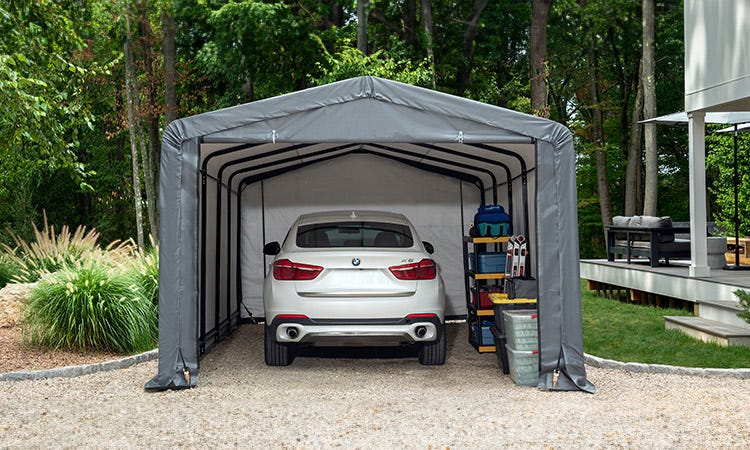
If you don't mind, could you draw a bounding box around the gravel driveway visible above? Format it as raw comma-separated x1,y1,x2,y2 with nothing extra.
2,322,749,448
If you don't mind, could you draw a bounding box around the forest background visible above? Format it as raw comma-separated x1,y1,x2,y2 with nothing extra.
2,0,749,258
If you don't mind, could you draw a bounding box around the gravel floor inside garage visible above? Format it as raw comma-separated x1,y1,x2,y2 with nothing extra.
2,322,749,448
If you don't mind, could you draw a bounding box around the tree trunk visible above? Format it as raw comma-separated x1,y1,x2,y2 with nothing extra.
421,0,436,89
457,0,489,95
530,0,552,118
406,0,417,45
124,9,145,250
357,0,369,54
162,3,177,125
642,0,658,216
625,72,644,216
137,5,159,241
136,116,157,241
589,47,613,233
331,2,344,28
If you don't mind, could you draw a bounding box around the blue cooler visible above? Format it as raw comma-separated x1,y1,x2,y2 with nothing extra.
475,252,506,274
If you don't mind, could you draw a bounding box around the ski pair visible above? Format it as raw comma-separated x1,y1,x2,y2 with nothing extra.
505,235,528,278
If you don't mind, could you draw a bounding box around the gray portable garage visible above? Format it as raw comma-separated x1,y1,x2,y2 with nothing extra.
145,76,595,393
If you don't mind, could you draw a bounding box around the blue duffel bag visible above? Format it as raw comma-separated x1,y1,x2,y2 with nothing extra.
472,205,512,237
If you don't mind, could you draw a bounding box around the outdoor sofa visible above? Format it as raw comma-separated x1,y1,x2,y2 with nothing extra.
606,216,691,267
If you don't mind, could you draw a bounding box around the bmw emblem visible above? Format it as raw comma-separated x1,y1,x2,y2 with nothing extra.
352,257,361,267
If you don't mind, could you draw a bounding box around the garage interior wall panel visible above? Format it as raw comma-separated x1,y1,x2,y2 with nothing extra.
239,183,266,319
239,154,478,318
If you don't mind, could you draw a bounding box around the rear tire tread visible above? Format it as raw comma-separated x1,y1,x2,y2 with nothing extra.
265,326,295,366
418,324,446,365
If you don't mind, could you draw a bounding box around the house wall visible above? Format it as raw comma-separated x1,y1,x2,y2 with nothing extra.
685,0,750,112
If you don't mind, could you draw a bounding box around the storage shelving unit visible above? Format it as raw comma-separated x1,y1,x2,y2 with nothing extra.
463,236,509,353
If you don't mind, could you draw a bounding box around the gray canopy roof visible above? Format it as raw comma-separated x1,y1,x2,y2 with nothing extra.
146,76,594,393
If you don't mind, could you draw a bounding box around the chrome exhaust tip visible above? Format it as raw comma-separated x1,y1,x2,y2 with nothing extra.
286,327,299,339
415,326,427,338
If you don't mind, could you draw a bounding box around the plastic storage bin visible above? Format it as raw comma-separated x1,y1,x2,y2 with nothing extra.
472,286,502,309
490,325,506,367
505,344,539,386
472,318,494,346
471,252,506,273
502,309,539,351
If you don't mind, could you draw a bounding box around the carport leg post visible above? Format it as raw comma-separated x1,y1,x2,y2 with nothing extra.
688,111,710,277
215,175,222,341
199,171,207,353
236,190,243,316
227,188,233,328
521,171,530,240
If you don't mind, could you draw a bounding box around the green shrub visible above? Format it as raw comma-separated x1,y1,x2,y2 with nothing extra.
0,253,18,289
737,289,750,325
24,263,157,354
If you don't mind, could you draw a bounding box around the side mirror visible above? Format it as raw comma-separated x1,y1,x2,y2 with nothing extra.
422,241,435,255
263,241,281,256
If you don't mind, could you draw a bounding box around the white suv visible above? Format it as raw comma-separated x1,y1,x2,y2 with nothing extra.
262,210,446,366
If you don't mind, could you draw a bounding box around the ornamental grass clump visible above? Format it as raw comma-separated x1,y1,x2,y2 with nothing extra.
1,213,136,283
24,263,157,354
129,242,159,308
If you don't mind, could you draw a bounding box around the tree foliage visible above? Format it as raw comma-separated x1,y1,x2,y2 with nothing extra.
0,0,698,260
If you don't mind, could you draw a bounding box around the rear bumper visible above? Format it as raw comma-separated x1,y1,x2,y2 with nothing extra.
268,316,443,345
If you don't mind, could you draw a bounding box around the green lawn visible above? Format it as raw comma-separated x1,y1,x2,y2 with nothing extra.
581,282,750,368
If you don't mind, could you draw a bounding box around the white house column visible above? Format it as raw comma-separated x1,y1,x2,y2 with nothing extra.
688,110,709,277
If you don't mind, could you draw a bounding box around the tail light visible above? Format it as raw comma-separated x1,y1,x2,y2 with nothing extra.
272,259,323,280
276,314,309,319
389,259,437,280
406,313,438,319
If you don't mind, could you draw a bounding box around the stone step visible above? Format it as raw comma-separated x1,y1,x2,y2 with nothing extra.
664,316,750,347
697,300,750,330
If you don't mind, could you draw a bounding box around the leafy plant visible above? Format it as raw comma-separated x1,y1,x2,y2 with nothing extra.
0,252,18,289
310,38,433,88
23,262,157,354
736,290,750,325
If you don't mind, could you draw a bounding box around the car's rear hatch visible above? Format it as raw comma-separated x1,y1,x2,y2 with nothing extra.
291,250,425,298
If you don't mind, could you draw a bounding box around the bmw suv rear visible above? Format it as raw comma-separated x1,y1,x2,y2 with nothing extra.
262,210,446,366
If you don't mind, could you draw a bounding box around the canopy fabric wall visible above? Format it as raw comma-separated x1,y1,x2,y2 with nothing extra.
145,76,595,393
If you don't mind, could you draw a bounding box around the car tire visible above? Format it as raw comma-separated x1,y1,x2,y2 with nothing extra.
418,323,446,365
264,325,295,366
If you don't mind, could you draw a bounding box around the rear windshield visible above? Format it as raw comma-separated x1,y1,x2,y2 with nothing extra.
296,221,414,248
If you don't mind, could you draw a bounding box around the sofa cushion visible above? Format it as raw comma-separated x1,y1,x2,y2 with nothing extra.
639,215,672,228
612,216,632,240
612,216,632,227
638,216,674,243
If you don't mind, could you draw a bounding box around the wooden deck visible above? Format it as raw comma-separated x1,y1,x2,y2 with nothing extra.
581,258,750,345
580,259,750,306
